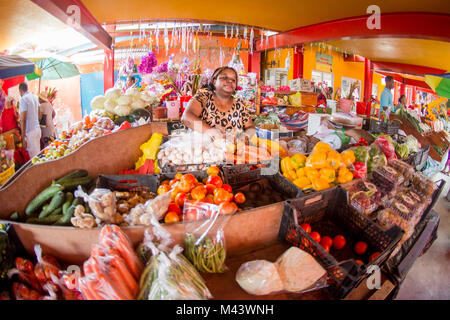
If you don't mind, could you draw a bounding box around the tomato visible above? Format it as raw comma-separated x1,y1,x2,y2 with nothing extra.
354,241,368,255
220,202,238,215
207,175,223,188
185,208,198,221
161,180,170,186
175,192,188,207
205,184,216,194
181,173,197,185
300,223,311,233
355,260,364,265
322,244,330,252
169,179,179,187
333,235,346,250
167,202,181,215
170,186,180,201
207,166,220,176
191,185,207,200
310,232,321,243
157,184,171,195
222,184,232,192
164,211,180,224
369,252,380,263
201,197,214,204
320,236,333,248
175,173,183,180
213,188,229,205
234,192,246,204
225,192,234,202
177,180,192,193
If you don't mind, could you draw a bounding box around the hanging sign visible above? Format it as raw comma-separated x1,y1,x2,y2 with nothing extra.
316,52,333,72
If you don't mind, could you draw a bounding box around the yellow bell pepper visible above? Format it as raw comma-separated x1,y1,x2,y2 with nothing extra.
303,184,313,190
135,133,163,169
341,150,356,167
319,168,336,183
281,156,295,174
305,167,320,181
296,167,306,177
311,177,331,191
306,151,328,169
251,135,287,158
312,141,332,154
290,153,306,169
327,150,342,170
293,176,311,189
287,170,297,181
337,171,354,184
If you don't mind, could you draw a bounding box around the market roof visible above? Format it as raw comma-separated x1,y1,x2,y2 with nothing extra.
0,55,35,79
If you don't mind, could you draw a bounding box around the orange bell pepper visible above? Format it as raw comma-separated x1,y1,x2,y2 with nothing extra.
306,152,328,169
319,168,336,183
341,150,356,166
305,167,320,181
311,177,331,191
312,142,332,154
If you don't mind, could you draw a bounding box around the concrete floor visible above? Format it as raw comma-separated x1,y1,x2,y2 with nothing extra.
395,172,450,300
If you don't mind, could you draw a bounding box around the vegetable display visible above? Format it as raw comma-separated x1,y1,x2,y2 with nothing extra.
184,234,227,273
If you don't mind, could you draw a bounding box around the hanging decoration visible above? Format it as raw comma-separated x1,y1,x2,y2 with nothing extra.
225,25,228,39
249,28,254,53
230,25,234,39
243,27,248,41
235,25,239,39
164,24,169,55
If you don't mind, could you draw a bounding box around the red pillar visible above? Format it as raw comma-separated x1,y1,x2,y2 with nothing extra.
412,86,417,106
248,51,261,82
400,81,406,96
104,48,114,93
293,46,303,79
363,58,373,116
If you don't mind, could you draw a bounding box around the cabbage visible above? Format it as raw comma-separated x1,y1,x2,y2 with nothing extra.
117,95,132,106
104,98,118,113
114,105,131,116
131,99,145,110
90,95,107,110
404,136,419,153
125,87,139,97
104,88,121,100
140,92,152,102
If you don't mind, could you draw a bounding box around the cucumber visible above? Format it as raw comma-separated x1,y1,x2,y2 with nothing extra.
26,215,63,225
58,177,94,191
56,198,83,226
47,207,62,216
25,184,64,216
39,191,65,219
56,170,88,183
9,212,19,221
62,193,74,216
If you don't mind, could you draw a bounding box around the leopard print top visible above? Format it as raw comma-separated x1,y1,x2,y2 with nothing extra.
194,90,251,132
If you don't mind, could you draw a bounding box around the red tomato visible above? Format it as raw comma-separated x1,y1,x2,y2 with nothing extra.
354,241,368,255
213,188,229,205
220,202,238,215
321,244,330,252
169,179,179,187
333,235,346,250
167,202,181,215
181,173,197,185
206,175,223,188
355,260,364,265
164,211,180,224
222,184,232,192
160,180,170,186
225,192,234,202
185,209,198,221
207,166,220,176
191,185,207,200
310,231,321,243
234,192,246,204
320,236,333,248
300,223,311,233
177,180,192,193
175,192,188,207
205,184,216,194
157,184,171,195
174,173,183,180
201,197,214,204
369,252,380,263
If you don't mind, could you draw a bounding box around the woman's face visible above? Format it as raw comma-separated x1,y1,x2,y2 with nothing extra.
214,69,237,95
400,97,406,105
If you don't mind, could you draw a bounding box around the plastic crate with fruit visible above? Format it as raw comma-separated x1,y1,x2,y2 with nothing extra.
278,186,403,298
341,179,382,218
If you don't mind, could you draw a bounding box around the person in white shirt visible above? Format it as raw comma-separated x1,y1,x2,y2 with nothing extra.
38,93,56,148
19,82,41,158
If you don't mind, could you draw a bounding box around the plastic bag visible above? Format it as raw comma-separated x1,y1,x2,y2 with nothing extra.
75,187,120,225
137,215,212,300
183,201,235,273
367,144,387,174
286,139,307,156
78,225,144,300
124,192,171,226
374,135,397,161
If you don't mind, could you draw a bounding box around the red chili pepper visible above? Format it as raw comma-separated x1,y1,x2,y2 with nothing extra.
117,121,131,131
15,257,34,273
353,162,367,178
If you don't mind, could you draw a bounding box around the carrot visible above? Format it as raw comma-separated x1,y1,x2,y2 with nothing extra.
82,264,104,300
114,238,142,281
106,263,134,300
110,255,138,294
91,256,130,300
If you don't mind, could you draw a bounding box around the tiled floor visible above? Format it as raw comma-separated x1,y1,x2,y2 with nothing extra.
395,172,450,300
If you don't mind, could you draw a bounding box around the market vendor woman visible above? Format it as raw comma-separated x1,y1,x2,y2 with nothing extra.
181,67,255,140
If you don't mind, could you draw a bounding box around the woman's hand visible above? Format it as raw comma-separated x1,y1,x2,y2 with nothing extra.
207,127,225,141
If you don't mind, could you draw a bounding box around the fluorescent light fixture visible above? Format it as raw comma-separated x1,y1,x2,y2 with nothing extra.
115,22,206,31
263,30,278,37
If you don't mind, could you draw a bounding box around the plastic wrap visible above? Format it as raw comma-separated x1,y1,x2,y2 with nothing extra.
286,139,308,156
74,187,121,225
374,135,397,161
183,201,235,273
370,166,404,196
137,215,212,300
124,192,171,226
78,225,144,300
388,159,415,182
235,260,284,295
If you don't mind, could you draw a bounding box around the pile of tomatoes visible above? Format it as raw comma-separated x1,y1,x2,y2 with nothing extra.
156,166,246,224
300,223,381,265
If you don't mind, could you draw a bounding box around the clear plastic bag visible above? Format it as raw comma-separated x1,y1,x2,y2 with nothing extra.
183,201,235,273
124,192,171,226
137,215,212,300
75,186,121,225
374,135,397,161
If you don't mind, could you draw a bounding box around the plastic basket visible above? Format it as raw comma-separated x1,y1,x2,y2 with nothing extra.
369,118,384,134
0,165,15,185
278,186,404,298
384,121,400,135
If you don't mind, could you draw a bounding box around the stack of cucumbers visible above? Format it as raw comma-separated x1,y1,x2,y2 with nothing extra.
10,170,94,226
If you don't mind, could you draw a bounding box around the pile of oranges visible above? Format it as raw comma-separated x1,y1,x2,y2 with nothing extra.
157,166,246,224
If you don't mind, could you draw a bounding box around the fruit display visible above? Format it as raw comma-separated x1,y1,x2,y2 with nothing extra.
280,142,355,192
370,165,405,196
